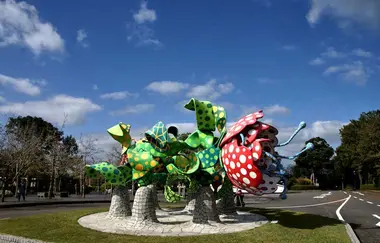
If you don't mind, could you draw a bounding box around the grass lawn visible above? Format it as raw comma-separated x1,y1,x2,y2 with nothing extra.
0,206,350,243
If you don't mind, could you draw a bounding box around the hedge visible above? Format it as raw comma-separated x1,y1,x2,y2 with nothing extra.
360,184,380,190
290,185,319,190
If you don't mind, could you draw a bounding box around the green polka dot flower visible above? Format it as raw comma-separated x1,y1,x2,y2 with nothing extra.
85,162,132,185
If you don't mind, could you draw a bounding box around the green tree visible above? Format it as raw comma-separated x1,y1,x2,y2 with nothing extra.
295,137,335,189
336,110,380,187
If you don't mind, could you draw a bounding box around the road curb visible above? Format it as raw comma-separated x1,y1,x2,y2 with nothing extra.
344,223,361,243
0,199,117,208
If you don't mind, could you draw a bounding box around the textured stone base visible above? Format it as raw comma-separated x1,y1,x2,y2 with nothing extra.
78,210,268,236
107,185,131,219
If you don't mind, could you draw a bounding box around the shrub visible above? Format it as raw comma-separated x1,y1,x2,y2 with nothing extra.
287,177,297,189
291,185,319,190
360,184,380,190
296,177,313,185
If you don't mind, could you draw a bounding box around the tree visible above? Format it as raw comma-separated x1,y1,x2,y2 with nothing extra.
335,110,380,188
77,134,102,198
295,137,335,188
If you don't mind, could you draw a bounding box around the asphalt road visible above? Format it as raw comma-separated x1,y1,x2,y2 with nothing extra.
0,191,379,243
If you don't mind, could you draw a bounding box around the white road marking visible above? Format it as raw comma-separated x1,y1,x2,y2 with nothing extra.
354,196,357,199
367,201,373,204
359,198,364,201
373,214,380,227
377,205,380,207
358,192,364,196
267,197,348,209
343,191,347,194
313,192,332,199
336,195,351,221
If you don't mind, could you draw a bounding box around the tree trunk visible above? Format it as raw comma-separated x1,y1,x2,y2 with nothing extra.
1,178,6,202
48,160,55,199
107,185,132,218
128,184,158,226
192,186,220,224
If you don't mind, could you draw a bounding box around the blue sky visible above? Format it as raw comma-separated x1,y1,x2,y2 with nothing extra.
0,0,379,162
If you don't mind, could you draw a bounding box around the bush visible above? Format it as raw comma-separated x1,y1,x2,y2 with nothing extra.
360,184,380,190
291,185,319,190
296,177,313,185
100,182,111,193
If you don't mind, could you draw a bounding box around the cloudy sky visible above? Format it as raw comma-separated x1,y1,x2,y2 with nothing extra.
1,0,379,165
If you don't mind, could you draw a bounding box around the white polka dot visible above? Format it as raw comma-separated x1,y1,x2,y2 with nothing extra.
255,145,260,151
234,125,242,131
232,154,236,159
240,168,247,175
247,164,253,169
248,155,252,160
236,147,240,153
230,161,235,169
232,174,237,180
228,154,231,158
249,172,257,179
225,158,229,165
237,173,241,177
252,152,259,160
243,177,250,184
243,148,246,152
229,145,234,152
239,154,247,163
237,162,241,167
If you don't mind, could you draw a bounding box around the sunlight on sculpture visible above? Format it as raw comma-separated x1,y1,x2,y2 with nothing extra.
79,97,314,236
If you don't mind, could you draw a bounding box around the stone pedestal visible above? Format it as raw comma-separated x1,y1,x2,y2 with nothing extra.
107,185,131,219
216,189,237,215
192,186,220,224
183,191,197,213
129,185,158,225
152,184,161,210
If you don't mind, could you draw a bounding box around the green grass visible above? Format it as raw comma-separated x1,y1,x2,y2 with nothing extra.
0,206,350,243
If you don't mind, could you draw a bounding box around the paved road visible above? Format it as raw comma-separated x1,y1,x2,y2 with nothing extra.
1,191,379,243
250,191,380,243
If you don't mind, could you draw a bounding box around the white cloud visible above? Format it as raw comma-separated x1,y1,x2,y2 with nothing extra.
133,1,157,24
264,105,290,115
186,79,234,101
351,48,373,58
76,29,89,48
309,57,325,66
0,96,5,103
145,81,189,94
281,45,296,51
323,61,371,85
0,73,46,96
0,95,101,125
0,0,64,55
127,1,161,47
92,84,98,90
100,91,139,100
306,0,380,30
321,47,346,58
240,104,289,117
109,104,155,116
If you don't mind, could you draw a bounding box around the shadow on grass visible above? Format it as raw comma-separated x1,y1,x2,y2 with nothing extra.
246,208,343,230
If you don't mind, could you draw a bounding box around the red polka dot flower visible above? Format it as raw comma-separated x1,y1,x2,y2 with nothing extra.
219,110,314,198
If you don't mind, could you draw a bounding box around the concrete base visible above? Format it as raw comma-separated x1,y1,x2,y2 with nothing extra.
78,209,268,236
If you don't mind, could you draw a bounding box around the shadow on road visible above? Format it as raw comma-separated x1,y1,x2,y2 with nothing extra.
248,208,343,230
